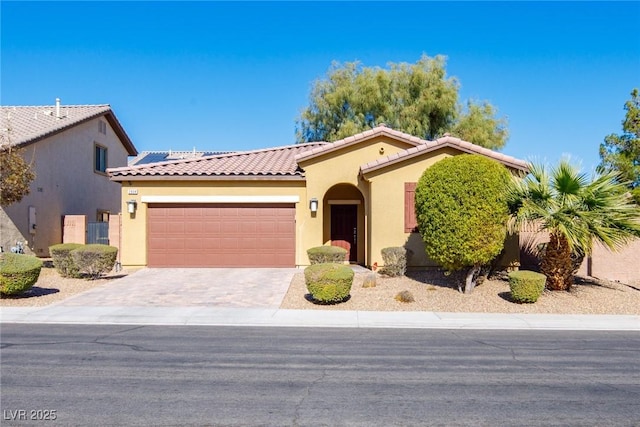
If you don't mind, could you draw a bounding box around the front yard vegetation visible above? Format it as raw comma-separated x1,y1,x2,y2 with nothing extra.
0,253,42,295
415,154,512,294
507,160,640,291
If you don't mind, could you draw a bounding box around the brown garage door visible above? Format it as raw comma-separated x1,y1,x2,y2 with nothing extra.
147,203,295,267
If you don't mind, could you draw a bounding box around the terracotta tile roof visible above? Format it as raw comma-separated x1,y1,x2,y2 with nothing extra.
295,125,427,162
109,142,327,181
0,103,137,155
360,134,529,174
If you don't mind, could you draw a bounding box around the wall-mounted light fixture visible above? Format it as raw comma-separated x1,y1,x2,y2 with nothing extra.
309,198,318,213
127,199,137,214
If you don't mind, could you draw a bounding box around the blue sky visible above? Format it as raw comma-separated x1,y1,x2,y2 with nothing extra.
2,1,639,171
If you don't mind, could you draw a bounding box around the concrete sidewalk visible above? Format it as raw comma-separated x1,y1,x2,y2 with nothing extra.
2,305,639,330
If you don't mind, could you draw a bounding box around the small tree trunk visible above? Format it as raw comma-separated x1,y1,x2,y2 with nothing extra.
464,264,481,294
540,232,574,291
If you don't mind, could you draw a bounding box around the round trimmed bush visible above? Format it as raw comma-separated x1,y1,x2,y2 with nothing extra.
304,263,354,303
50,243,84,278
71,244,118,279
307,246,348,265
508,270,546,303
0,253,43,295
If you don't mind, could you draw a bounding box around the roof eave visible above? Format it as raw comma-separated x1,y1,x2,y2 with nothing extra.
295,127,426,163
5,108,138,156
361,141,529,177
104,111,138,156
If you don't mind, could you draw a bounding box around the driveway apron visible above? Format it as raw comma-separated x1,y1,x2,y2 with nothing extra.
57,268,299,308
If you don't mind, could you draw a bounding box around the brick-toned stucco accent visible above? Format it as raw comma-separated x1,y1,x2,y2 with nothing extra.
577,240,640,284
62,215,87,244
109,214,121,263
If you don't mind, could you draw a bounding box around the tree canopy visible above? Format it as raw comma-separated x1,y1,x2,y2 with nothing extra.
415,154,511,293
296,55,508,150
598,88,640,204
0,136,35,207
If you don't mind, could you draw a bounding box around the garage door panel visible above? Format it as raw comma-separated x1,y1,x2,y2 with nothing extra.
147,203,295,267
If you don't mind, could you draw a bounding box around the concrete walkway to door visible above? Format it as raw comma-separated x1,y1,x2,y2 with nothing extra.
56,268,299,308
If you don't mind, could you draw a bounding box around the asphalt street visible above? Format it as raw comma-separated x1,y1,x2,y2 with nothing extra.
1,324,639,426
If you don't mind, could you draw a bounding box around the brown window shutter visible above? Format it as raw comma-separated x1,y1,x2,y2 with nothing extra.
404,182,418,233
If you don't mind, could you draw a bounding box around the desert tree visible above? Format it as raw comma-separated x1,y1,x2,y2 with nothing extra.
297,54,508,149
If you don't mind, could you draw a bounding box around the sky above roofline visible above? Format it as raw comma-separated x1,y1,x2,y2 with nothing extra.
2,1,639,173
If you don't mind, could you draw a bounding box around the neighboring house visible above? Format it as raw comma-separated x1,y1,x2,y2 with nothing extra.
0,100,138,256
108,125,528,268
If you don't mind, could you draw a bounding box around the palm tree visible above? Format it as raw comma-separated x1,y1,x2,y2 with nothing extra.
507,160,640,291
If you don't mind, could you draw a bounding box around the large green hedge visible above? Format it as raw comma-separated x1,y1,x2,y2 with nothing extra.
415,154,511,292
0,253,43,295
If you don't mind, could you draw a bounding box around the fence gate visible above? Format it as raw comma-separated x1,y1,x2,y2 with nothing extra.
87,222,109,245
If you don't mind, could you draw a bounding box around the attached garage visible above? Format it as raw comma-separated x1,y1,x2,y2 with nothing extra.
147,203,295,267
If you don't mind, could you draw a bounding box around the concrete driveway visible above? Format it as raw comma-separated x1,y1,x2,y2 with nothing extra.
58,268,300,308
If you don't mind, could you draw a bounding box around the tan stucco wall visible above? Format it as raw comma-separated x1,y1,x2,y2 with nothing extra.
298,136,417,265
118,136,523,270
1,118,129,255
365,148,454,267
364,147,521,269
118,180,306,268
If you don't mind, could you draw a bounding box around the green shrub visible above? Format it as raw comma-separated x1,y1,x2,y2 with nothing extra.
508,270,546,303
50,243,84,278
0,253,43,295
304,263,354,303
307,246,348,265
379,247,408,277
71,245,118,279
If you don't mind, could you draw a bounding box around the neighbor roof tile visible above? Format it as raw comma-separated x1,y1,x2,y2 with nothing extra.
0,103,137,155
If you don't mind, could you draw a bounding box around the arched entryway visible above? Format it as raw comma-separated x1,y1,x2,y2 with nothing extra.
323,184,365,264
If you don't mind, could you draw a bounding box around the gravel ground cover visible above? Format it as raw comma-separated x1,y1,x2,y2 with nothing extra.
0,264,128,307
281,270,640,315
2,264,639,315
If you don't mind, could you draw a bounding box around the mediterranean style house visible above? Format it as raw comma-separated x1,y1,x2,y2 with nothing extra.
0,99,138,256
108,125,528,269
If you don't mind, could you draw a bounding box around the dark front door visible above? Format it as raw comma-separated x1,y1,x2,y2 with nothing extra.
331,204,358,262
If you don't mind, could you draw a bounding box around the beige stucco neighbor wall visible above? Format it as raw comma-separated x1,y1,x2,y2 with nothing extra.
578,240,640,284
1,118,129,256
520,229,640,284
118,180,306,268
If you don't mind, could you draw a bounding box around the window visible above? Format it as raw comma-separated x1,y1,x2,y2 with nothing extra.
404,182,418,233
98,120,107,135
95,144,108,173
97,210,110,222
